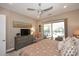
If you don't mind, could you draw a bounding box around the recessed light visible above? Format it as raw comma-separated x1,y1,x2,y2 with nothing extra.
64,6,68,8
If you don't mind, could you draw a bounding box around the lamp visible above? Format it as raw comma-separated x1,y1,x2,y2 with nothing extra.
31,27,35,35
73,29,79,38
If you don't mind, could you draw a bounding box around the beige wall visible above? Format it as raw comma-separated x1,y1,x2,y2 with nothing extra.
42,10,79,37
0,7,36,50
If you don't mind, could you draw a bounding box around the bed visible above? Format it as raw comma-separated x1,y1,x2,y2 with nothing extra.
20,39,59,56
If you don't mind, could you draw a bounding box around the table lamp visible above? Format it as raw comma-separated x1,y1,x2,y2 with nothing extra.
73,29,79,38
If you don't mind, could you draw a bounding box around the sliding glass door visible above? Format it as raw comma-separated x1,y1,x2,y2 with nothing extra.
52,22,65,40
43,21,65,40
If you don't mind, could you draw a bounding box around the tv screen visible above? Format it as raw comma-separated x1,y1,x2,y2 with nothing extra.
21,29,30,36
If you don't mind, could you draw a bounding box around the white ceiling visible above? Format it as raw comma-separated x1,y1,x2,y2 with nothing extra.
0,3,79,20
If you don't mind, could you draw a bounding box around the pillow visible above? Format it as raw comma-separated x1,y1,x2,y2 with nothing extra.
62,45,77,56
61,37,78,56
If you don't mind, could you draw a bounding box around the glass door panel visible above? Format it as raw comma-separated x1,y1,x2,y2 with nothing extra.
52,22,65,39
43,24,52,39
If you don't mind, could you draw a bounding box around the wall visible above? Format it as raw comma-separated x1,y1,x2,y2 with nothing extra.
0,7,36,50
42,9,79,37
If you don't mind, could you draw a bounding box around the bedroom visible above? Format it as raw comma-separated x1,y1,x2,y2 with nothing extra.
0,3,79,56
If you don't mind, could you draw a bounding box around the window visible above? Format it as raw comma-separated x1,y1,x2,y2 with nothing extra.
43,24,52,39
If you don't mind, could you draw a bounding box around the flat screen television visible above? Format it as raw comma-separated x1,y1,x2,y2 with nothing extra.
21,29,30,36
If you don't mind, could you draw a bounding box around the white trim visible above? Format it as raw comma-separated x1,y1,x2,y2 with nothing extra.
6,48,15,52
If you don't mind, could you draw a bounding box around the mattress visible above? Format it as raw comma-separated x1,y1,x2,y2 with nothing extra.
20,39,59,56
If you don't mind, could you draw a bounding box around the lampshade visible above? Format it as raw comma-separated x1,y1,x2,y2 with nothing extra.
73,29,79,35
73,29,79,38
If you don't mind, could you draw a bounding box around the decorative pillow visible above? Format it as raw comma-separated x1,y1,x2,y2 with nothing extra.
61,37,78,56
62,45,77,56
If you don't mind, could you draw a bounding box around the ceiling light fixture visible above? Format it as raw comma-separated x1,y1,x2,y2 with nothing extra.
27,3,53,19
64,6,68,8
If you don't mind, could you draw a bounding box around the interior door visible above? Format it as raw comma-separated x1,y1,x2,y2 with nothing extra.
0,15,6,56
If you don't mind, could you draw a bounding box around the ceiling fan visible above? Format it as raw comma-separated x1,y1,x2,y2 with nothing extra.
27,3,53,18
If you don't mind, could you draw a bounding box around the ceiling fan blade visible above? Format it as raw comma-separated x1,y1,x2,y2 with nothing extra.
43,6,53,11
27,8,36,11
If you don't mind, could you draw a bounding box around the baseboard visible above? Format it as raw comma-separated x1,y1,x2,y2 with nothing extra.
6,48,15,53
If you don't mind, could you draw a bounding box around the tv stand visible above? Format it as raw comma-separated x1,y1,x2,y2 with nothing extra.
15,35,36,50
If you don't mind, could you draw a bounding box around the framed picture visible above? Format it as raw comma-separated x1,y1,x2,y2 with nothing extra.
13,21,32,28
